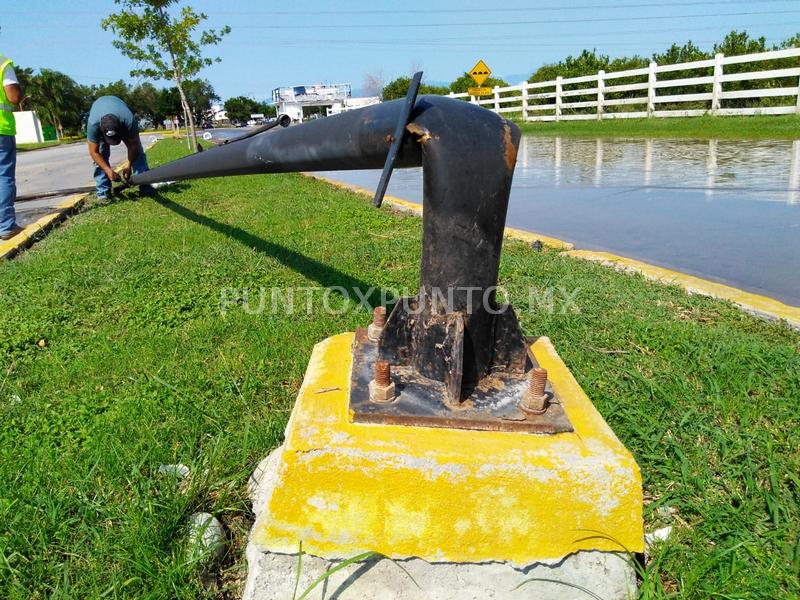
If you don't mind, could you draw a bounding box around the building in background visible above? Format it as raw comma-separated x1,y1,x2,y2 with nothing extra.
14,111,47,144
272,83,380,122
210,103,229,125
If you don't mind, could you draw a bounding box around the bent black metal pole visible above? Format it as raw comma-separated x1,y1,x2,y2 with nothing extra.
132,95,524,401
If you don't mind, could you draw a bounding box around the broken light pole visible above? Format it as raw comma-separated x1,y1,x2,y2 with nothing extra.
134,73,570,432
132,73,643,597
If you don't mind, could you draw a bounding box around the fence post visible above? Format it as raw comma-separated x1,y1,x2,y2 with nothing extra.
521,81,529,121
711,53,724,113
449,91,455,98
493,86,500,112
647,61,656,117
470,95,476,105
555,76,562,122
597,70,605,120
796,72,800,113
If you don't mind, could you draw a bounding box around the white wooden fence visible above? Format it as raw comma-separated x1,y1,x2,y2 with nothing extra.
449,47,800,121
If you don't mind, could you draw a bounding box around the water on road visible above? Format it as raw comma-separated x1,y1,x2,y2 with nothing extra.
320,136,800,306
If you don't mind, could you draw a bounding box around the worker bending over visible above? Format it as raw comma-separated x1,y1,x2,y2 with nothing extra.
86,95,154,198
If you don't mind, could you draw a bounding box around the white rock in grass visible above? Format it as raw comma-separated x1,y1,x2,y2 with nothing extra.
645,526,673,547
158,463,190,479
656,505,678,519
187,512,226,568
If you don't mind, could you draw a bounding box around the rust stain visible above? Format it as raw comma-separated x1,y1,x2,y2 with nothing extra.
406,122,432,144
502,123,517,171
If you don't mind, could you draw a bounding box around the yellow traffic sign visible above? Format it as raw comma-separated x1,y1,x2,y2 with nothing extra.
468,86,492,96
469,59,492,86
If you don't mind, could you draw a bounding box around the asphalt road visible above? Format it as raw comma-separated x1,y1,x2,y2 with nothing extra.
15,135,160,227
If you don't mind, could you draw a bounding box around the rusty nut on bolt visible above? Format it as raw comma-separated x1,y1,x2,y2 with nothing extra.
520,367,549,415
368,306,387,342
369,359,396,403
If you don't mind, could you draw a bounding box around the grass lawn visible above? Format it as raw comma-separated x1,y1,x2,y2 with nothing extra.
1,139,798,598
516,114,800,139
17,139,79,152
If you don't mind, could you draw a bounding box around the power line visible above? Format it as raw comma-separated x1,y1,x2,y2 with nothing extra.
5,0,791,17
218,40,791,57
229,0,798,15
425,21,800,42
226,23,798,48
220,21,799,45
225,39,721,49
236,9,800,29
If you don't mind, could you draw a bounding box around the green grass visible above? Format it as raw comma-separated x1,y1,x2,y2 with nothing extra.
1,140,799,598
16,140,76,152
516,114,800,139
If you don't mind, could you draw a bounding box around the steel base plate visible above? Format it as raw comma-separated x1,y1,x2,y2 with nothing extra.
349,328,574,434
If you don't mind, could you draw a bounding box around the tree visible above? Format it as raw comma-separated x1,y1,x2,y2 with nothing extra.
529,49,611,83
781,32,800,49
92,79,132,105
27,69,84,137
182,79,218,126
224,95,259,123
257,101,276,118
102,0,230,151
382,76,449,101
11,64,35,109
158,86,182,127
715,31,775,107
652,41,709,65
362,70,385,99
129,82,161,128
449,73,509,94
713,30,769,57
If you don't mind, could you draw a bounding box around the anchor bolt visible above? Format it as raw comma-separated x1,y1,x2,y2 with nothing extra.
368,306,387,342
369,359,396,403
520,367,549,415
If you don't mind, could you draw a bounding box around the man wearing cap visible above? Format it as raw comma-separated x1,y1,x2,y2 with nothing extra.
86,95,153,199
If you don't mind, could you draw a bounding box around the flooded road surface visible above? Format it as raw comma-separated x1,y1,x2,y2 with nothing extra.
319,137,800,306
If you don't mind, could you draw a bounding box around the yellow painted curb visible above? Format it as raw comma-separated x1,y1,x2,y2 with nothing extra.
3,139,163,261
568,249,800,328
0,192,88,259
252,332,643,563
504,225,573,250
302,173,574,250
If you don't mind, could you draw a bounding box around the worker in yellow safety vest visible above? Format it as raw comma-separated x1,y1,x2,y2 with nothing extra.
0,53,23,240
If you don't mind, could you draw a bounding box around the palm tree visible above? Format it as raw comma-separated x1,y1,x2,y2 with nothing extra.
29,69,83,139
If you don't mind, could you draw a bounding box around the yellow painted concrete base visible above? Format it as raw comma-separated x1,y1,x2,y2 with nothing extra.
252,333,643,564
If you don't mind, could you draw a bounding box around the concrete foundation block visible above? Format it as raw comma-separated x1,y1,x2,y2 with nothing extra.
243,333,642,598
245,444,637,599
243,545,635,599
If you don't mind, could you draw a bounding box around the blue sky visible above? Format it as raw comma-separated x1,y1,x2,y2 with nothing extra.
3,0,799,101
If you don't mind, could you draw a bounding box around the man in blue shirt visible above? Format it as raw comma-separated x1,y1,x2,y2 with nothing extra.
86,95,153,198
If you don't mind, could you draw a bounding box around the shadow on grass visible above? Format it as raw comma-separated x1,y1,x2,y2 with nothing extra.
153,192,382,303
